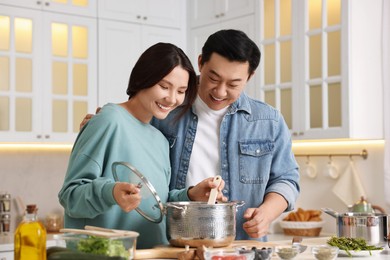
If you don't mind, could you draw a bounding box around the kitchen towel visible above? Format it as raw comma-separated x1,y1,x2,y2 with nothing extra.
332,160,367,206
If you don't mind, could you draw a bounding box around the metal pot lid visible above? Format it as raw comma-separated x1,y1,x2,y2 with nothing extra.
112,161,164,223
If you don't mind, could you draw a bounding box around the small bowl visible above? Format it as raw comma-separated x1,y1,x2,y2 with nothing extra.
204,247,255,260
311,245,339,260
275,246,300,259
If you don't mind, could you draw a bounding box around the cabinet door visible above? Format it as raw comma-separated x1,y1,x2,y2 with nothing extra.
0,0,97,17
0,6,43,142
42,12,97,142
98,0,184,29
190,0,222,28
143,0,184,28
98,20,142,105
259,0,295,133
190,0,255,28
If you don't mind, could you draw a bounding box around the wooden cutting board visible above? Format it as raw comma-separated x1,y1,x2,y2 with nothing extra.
135,240,276,259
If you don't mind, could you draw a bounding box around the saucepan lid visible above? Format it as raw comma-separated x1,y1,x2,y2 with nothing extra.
112,161,164,223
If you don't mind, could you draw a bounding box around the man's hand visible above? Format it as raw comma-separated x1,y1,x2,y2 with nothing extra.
80,107,101,130
187,177,228,202
113,182,141,212
242,192,288,238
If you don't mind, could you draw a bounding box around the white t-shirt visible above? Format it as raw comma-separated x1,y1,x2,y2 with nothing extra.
186,96,228,186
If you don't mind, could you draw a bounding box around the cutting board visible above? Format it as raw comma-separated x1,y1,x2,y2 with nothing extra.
135,240,276,259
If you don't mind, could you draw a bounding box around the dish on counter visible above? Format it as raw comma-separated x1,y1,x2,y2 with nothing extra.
338,248,384,257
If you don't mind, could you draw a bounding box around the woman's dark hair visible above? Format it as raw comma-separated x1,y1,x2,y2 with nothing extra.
200,29,261,77
127,42,197,119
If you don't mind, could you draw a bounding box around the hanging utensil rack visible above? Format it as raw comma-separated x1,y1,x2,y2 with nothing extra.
294,149,368,160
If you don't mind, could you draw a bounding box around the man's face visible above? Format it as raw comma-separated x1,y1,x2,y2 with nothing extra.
197,53,251,111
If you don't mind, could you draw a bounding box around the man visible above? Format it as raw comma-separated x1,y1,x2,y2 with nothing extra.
82,29,300,241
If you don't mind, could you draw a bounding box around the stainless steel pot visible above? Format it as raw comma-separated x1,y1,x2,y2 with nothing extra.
323,208,389,246
112,162,245,248
166,201,244,247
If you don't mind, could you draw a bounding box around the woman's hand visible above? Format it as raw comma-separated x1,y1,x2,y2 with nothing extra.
113,182,141,212
187,177,228,202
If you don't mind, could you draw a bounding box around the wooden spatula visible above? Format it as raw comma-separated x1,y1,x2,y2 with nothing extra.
207,175,222,205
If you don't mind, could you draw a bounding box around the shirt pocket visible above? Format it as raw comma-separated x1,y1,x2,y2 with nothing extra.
238,140,274,184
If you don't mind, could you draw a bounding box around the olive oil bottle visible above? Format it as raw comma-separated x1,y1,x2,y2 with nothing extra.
14,204,47,260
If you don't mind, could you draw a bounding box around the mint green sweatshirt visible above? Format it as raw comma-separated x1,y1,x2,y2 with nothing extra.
58,103,191,249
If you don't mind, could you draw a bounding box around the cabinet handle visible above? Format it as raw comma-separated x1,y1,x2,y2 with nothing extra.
298,132,304,136
37,135,42,139
136,15,141,19
45,1,50,6
292,132,298,136
143,16,147,20
215,14,220,18
36,1,42,4
220,13,225,17
45,135,50,139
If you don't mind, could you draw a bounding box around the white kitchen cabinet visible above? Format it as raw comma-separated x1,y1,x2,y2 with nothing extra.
258,0,383,140
188,14,260,98
98,0,184,29
0,5,97,142
0,0,97,17
189,0,255,28
97,20,185,106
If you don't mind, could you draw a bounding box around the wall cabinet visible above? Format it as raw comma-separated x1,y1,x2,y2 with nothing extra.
98,0,183,29
189,0,255,28
0,0,97,17
258,0,383,140
0,5,97,142
97,0,186,106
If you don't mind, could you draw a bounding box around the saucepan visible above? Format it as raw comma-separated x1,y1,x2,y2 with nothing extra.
322,208,388,246
112,161,244,248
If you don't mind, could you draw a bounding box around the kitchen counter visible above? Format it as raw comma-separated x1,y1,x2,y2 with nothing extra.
2,233,389,259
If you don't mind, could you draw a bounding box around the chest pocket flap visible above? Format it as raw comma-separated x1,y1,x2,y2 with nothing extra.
239,140,274,157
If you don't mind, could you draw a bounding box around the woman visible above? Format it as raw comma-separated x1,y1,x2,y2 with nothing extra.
58,43,225,249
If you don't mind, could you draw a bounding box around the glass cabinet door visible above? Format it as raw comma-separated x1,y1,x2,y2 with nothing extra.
42,12,96,141
259,0,342,139
305,0,342,132
259,0,294,131
0,6,42,141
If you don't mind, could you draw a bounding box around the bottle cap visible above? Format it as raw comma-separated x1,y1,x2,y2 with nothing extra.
26,204,37,214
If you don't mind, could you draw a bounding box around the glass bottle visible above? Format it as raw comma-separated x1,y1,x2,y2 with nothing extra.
14,204,47,260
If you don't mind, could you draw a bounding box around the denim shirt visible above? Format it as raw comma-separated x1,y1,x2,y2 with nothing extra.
151,93,300,241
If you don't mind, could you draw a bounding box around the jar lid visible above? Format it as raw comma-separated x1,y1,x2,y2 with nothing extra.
112,162,163,223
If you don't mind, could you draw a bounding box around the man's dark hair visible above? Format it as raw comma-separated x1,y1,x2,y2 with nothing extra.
200,29,261,76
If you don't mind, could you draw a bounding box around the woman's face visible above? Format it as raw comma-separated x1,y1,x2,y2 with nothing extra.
135,66,189,122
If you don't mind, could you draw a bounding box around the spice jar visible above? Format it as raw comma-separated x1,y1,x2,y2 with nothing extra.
1,193,11,212
45,213,62,233
1,213,11,233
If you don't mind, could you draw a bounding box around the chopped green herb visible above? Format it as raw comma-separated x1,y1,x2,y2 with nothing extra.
326,236,383,257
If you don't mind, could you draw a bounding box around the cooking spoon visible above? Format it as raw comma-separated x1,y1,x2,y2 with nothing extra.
207,175,222,205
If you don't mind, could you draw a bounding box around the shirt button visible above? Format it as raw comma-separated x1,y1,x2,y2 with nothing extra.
223,189,228,194
193,116,197,119
256,149,260,154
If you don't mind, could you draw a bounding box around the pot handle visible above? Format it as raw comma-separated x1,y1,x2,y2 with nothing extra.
372,205,386,214
321,207,339,218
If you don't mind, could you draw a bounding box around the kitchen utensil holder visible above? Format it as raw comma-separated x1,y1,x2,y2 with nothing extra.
294,149,368,160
